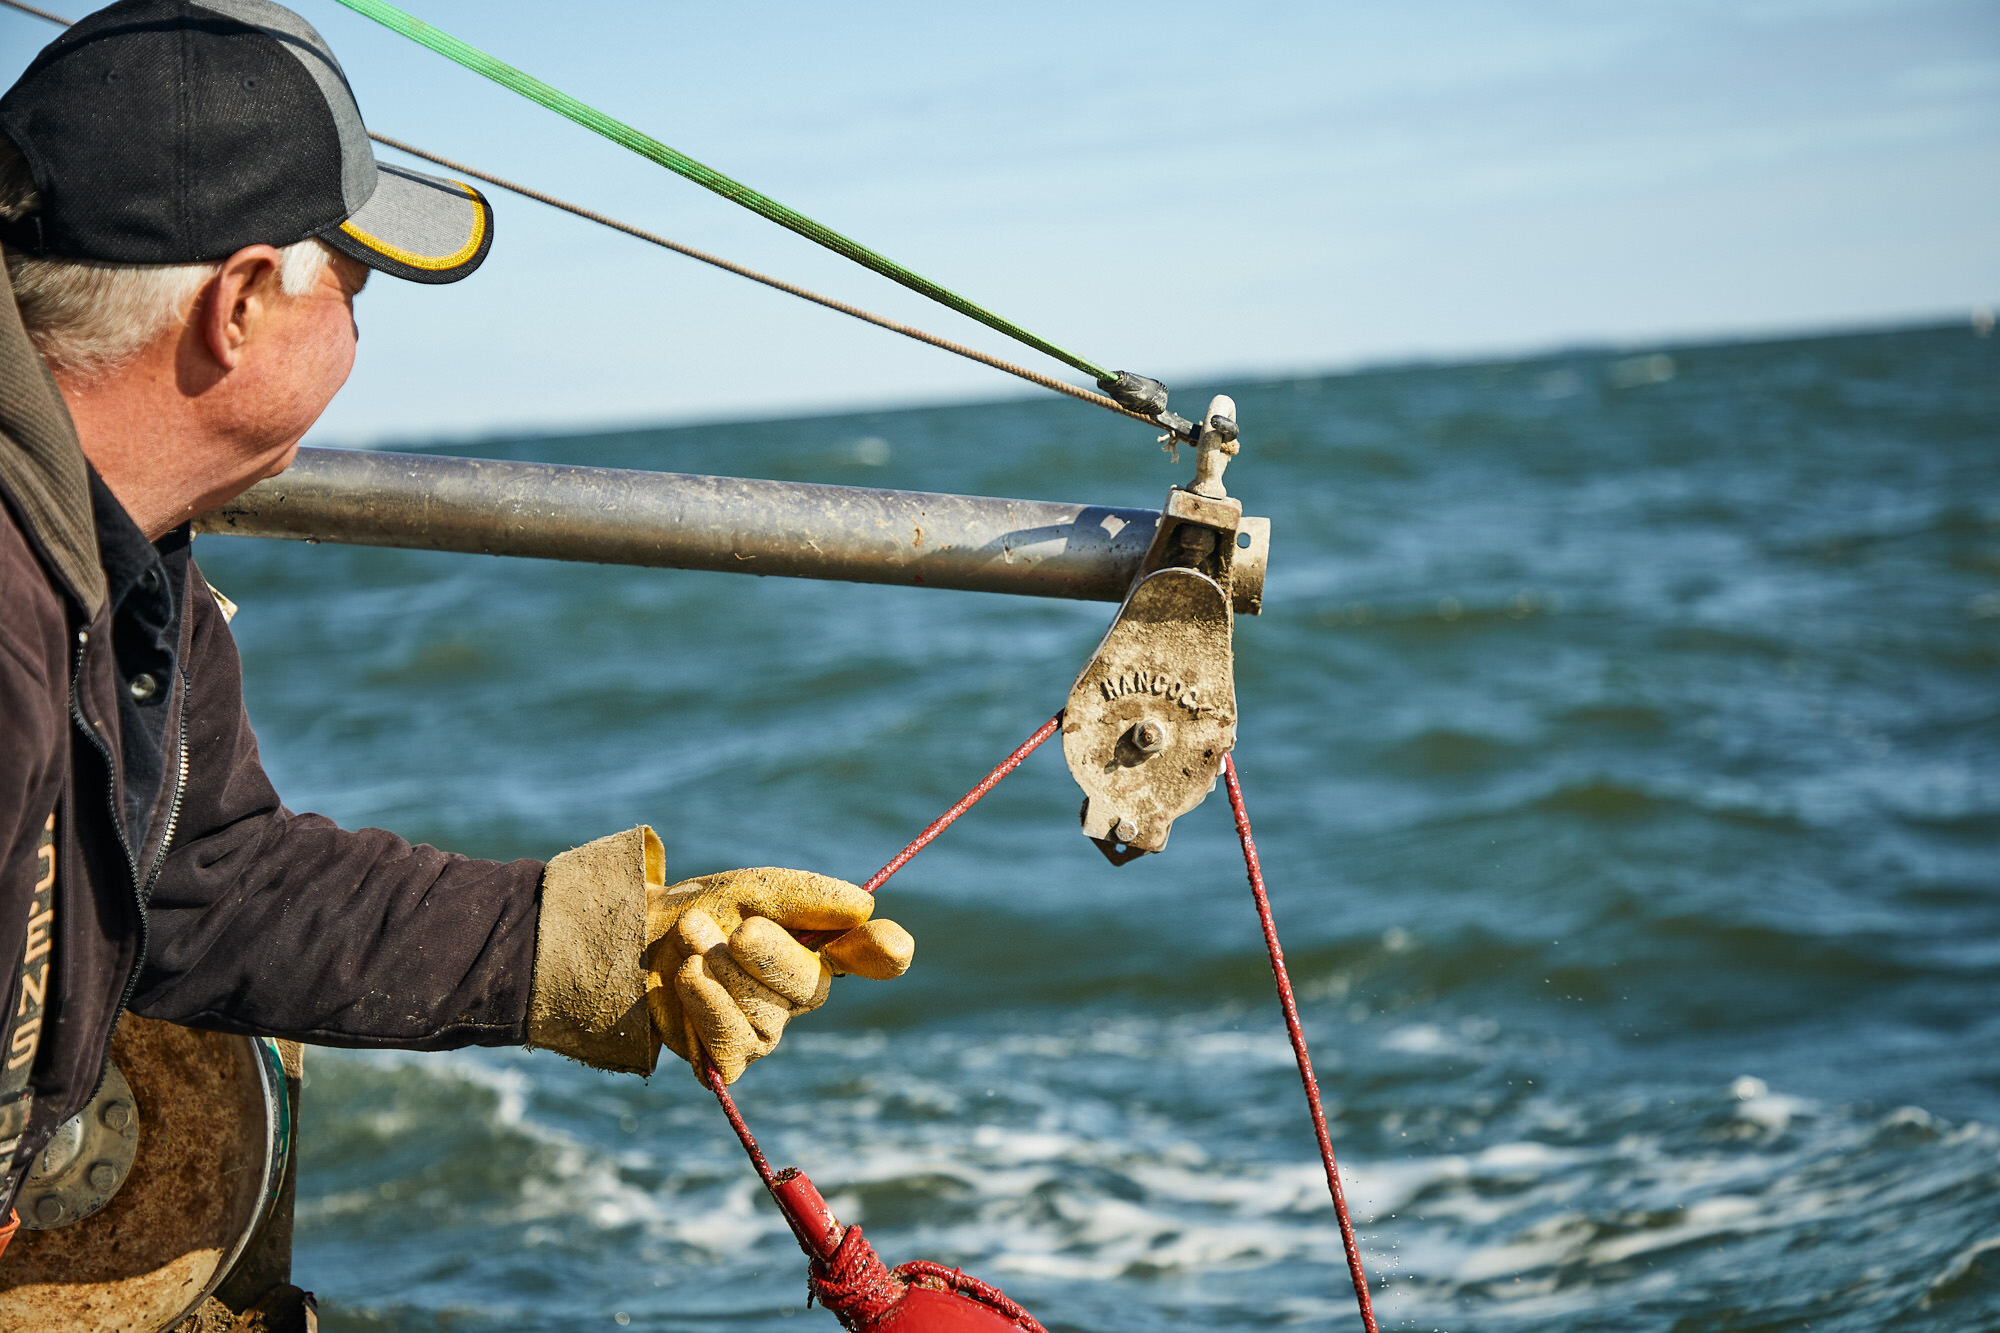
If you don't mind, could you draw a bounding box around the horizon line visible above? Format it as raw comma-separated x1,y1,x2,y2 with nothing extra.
317,308,1993,456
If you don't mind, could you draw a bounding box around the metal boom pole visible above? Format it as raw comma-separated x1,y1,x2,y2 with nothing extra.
195,449,1269,614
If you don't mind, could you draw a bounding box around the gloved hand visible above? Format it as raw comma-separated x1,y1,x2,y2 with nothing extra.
644,868,914,1084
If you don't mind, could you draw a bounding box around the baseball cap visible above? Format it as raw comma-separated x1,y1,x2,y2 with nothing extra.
0,0,492,283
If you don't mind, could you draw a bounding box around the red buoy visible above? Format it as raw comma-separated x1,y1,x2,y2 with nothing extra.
770,1169,1047,1332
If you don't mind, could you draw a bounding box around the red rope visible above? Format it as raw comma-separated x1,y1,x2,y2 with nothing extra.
895,1261,1050,1330
807,1224,907,1322
1223,753,1379,1331
706,713,1064,1188
706,1062,777,1188
703,713,1067,1329
704,722,1379,1331
858,712,1065,895
802,1228,1053,1332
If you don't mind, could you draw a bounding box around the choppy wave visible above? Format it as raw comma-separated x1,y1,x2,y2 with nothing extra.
299,1001,2000,1330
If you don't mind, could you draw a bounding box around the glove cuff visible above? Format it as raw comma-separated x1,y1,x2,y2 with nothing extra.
526,825,663,1075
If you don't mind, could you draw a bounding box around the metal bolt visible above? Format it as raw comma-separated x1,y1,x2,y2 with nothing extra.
1174,525,1217,560
100,1101,131,1131
1114,819,1138,843
88,1161,117,1193
1131,721,1167,753
32,1195,60,1225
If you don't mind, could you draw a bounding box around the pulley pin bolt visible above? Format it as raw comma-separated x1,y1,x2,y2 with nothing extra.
1127,720,1169,754
1174,525,1216,562
1114,819,1138,843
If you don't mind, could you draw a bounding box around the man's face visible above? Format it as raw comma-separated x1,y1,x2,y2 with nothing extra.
239,249,370,477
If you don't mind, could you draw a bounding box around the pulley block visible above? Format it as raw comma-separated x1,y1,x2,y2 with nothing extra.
1065,395,1259,863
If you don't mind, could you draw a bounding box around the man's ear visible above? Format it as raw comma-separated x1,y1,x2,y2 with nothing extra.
195,245,285,371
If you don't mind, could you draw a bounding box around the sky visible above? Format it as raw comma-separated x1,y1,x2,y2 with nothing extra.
2,0,1996,446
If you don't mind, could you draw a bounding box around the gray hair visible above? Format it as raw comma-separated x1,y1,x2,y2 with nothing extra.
0,139,334,379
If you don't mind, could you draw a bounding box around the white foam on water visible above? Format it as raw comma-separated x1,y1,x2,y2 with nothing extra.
1453,1213,1593,1283
295,1011,2000,1331
1475,1140,1590,1174
982,1210,1341,1282
1923,1232,2000,1308
1124,1159,1332,1214
296,1049,794,1257
1360,1083,2000,1325
1730,1086,1815,1137
1381,1022,1455,1055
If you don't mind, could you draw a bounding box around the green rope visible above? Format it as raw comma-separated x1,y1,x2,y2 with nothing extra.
330,0,1115,384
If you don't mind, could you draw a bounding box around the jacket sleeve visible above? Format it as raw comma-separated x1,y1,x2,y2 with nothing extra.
134,570,658,1073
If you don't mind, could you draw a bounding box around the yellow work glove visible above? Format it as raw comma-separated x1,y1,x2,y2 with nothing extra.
643,867,914,1084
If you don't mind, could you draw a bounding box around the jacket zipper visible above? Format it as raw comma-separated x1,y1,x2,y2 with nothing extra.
65,631,188,1102
114,670,189,1042
146,679,190,895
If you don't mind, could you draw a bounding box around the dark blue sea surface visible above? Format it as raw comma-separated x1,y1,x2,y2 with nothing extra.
195,322,2000,1331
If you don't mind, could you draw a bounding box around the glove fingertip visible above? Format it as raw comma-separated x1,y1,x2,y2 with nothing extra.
823,919,915,980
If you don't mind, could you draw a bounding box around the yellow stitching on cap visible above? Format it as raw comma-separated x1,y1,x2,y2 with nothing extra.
338,180,486,271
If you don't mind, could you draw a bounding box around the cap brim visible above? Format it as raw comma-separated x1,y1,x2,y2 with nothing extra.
321,162,493,285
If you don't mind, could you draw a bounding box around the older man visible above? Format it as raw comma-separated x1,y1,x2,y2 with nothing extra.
0,0,912,1267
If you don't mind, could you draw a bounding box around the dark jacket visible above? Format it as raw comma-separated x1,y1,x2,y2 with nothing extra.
0,271,658,1216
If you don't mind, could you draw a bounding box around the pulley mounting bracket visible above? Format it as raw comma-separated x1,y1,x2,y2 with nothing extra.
1064,396,1254,864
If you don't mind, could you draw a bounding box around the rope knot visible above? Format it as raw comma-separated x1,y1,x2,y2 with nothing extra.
806,1224,906,1325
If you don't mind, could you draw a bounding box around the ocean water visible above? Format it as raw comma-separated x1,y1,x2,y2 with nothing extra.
194,322,2000,1332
